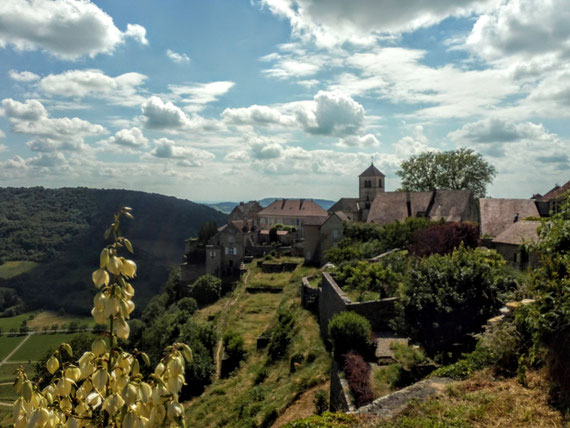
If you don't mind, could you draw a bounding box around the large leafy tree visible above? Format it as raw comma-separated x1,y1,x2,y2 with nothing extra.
397,148,496,198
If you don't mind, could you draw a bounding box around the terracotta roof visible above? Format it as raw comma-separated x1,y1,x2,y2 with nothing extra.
479,198,539,237
493,221,541,246
541,180,570,201
359,163,385,177
257,199,328,217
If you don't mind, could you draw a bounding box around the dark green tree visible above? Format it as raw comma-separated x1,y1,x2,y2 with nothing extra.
397,148,496,198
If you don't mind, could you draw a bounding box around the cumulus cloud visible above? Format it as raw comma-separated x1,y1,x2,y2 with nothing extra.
449,118,569,161
8,70,39,82
39,69,147,106
1,98,105,146
467,0,570,61
250,137,284,159
223,91,366,137
0,0,148,59
141,96,188,129
394,125,438,158
169,81,235,112
224,150,250,162
98,127,148,152
337,134,380,148
27,137,86,152
149,138,215,166
260,0,496,47
166,49,190,64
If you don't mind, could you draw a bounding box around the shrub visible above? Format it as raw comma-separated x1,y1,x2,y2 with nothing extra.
343,352,373,407
408,222,479,257
267,306,295,362
395,246,515,359
224,331,247,365
328,312,373,360
313,389,329,415
190,274,222,306
174,296,198,315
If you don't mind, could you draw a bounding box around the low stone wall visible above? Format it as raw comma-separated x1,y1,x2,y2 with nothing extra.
318,272,398,341
246,246,291,258
300,276,320,313
260,261,299,273
329,360,356,412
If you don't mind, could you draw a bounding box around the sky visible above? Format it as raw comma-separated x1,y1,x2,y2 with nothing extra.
0,0,568,202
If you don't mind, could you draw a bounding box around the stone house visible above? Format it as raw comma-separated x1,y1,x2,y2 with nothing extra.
304,211,349,265
205,219,254,276
228,200,262,222
254,199,328,239
533,179,570,216
492,220,541,269
479,198,540,239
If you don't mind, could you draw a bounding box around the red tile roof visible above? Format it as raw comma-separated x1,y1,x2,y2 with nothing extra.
541,180,570,201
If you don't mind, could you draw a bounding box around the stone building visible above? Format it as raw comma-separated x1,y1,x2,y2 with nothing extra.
359,163,385,220
479,198,540,238
492,220,541,269
205,220,255,276
255,199,328,239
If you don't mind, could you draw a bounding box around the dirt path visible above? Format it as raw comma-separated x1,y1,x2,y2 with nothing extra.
213,270,250,381
0,333,33,366
272,382,330,427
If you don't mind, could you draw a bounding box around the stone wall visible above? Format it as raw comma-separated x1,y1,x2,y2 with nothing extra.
318,272,398,341
329,360,356,412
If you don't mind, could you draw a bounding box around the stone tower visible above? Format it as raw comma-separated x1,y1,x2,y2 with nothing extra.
359,162,385,219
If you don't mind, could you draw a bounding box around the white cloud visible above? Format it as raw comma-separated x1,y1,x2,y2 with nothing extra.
0,129,5,138
250,136,284,159
224,150,250,162
260,0,497,47
166,49,190,64
0,0,148,59
169,81,235,112
39,69,147,107
99,127,148,151
337,134,380,148
466,0,570,61
8,70,39,82
394,125,438,158
149,138,215,166
0,143,7,153
1,98,105,143
141,96,188,129
26,137,86,152
223,90,366,136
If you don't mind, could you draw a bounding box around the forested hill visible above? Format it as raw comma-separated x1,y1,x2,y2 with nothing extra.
0,187,227,315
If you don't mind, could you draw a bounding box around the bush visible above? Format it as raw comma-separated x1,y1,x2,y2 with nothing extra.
267,306,295,362
314,389,329,415
408,222,479,257
328,312,373,360
343,352,373,407
173,297,198,315
223,331,247,365
190,274,222,306
395,246,515,359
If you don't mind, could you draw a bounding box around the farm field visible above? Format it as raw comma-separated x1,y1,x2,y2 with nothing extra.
0,311,94,332
0,261,39,279
0,336,25,360
8,333,77,362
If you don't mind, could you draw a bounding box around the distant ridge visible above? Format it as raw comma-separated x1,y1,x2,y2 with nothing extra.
0,187,227,315
206,197,336,214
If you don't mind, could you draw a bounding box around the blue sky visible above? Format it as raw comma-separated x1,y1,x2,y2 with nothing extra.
0,0,568,201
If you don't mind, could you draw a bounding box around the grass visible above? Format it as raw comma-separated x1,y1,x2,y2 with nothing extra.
0,336,26,360
8,333,77,361
0,384,18,402
0,363,34,383
344,289,381,303
380,369,567,428
0,261,39,279
0,311,94,333
184,257,329,427
27,311,94,329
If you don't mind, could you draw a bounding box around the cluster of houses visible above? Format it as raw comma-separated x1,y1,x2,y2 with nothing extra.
181,163,569,283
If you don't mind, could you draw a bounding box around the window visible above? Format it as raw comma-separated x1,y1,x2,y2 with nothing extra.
210,251,216,258
365,202,370,209
332,228,339,239
379,178,383,187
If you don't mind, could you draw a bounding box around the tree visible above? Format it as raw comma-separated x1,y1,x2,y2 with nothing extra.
189,274,222,306
397,148,496,198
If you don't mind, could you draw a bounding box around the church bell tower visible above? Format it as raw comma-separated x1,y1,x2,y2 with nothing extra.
359,162,385,220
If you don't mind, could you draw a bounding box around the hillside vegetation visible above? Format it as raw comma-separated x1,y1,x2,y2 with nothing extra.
0,187,227,315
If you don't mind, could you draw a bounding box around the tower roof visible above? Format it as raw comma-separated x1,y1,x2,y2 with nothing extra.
359,163,385,177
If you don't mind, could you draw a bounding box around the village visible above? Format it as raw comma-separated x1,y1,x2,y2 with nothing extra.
182,162,569,282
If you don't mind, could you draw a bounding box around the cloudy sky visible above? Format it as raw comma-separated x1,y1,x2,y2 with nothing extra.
0,0,568,201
